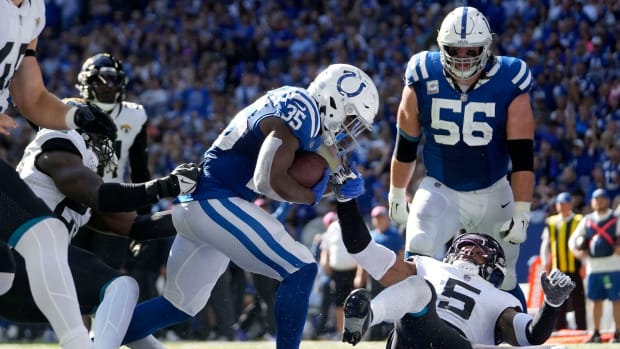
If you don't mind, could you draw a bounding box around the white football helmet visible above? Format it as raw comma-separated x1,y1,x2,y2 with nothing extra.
307,64,379,154
437,6,493,80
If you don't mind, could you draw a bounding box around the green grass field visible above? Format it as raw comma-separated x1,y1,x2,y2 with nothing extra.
0,341,616,349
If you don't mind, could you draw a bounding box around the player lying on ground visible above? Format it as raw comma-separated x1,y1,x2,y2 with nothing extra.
336,199,575,348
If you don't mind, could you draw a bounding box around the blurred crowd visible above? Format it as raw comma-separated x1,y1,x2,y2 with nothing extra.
1,0,620,343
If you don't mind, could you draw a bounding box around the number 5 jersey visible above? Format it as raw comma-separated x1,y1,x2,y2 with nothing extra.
413,255,522,345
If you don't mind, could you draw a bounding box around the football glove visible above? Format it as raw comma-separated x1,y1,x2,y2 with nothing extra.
312,168,331,205
66,102,118,140
541,269,575,307
146,163,200,199
500,201,530,244
332,161,364,202
388,186,409,226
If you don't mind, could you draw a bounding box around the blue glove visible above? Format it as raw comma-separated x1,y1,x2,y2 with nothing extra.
333,161,364,202
311,168,331,205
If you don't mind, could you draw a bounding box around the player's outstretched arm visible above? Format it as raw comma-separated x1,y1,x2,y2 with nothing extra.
497,270,574,346
337,199,416,287
9,39,71,130
10,41,116,140
37,149,198,212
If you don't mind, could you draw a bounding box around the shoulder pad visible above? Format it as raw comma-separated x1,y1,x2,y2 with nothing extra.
405,51,435,85
496,56,534,93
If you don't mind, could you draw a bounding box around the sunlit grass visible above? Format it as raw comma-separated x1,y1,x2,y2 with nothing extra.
0,341,617,349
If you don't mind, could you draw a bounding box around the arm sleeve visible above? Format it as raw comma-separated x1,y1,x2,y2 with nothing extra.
526,302,562,344
337,199,372,253
97,181,158,212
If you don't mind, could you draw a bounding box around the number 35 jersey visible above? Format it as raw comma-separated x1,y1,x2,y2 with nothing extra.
414,256,521,345
405,51,533,191
16,129,98,239
188,86,322,202
0,0,45,112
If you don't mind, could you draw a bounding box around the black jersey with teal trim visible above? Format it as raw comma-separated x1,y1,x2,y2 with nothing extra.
187,86,322,202
405,51,533,191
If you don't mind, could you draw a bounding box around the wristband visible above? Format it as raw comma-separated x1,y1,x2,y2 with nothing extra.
64,107,77,130
514,201,531,215
389,186,407,196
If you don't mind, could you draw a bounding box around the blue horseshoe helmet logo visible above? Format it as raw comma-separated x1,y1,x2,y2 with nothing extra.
337,71,366,97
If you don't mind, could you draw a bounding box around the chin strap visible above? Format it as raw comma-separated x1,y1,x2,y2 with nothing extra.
91,101,117,113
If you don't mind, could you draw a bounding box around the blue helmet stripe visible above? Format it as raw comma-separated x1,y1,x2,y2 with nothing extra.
460,7,468,39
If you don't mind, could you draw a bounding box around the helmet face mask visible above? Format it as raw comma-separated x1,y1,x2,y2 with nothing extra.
437,7,493,80
307,64,379,155
77,53,127,111
444,233,506,288
80,131,117,174
63,98,118,172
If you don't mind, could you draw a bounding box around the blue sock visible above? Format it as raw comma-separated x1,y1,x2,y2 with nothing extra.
122,296,191,344
274,263,317,349
507,284,527,313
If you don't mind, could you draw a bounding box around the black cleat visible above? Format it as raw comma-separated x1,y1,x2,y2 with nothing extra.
585,330,602,343
610,330,620,343
342,288,372,346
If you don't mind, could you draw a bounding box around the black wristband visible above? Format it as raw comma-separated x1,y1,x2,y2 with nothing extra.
24,49,36,57
98,182,159,212
337,199,372,254
507,139,534,172
394,129,420,163
129,211,176,241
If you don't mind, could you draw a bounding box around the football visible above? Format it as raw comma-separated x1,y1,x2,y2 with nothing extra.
288,151,329,188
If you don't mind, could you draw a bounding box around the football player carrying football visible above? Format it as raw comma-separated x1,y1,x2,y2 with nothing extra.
122,64,379,349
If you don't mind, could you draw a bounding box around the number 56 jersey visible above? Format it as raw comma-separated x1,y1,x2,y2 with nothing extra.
413,256,521,345
188,86,322,202
405,51,533,191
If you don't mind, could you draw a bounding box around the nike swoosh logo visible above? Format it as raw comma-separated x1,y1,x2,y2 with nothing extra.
501,201,510,208
179,178,194,185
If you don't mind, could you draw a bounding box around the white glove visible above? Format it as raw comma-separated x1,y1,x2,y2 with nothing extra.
500,201,530,244
541,269,575,307
388,186,409,226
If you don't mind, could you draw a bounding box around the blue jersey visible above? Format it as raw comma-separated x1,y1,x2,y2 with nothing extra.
188,86,322,202
405,51,533,191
